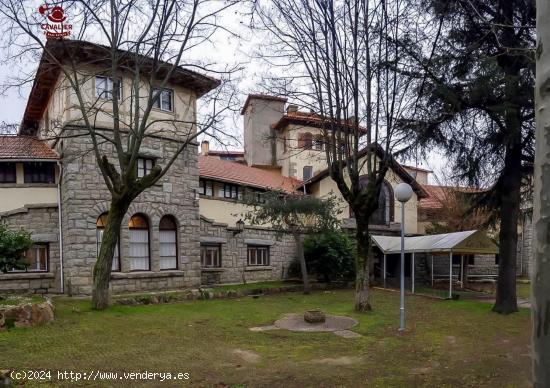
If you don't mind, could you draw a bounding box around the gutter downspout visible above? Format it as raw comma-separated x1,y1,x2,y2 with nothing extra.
56,161,64,294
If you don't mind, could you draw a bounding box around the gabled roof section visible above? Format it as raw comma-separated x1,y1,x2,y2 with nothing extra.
199,156,300,193
300,144,429,198
0,136,58,160
20,39,221,135
240,94,288,115
273,111,368,134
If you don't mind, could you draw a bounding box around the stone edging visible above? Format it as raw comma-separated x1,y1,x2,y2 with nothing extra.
113,282,353,306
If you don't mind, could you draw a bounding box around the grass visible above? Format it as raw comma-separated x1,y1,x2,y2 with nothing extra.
0,289,531,387
516,282,531,299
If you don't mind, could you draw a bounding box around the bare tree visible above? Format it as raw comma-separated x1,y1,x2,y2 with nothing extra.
533,0,550,383
253,0,419,311
0,0,241,309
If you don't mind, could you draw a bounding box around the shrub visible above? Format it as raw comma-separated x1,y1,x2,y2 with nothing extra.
0,224,33,273
302,230,356,282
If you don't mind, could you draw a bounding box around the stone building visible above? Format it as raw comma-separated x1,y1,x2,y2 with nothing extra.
0,40,438,295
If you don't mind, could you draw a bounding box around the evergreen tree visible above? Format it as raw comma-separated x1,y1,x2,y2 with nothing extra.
401,0,535,314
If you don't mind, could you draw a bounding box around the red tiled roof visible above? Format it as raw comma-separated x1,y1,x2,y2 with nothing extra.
419,185,448,210
199,156,300,193
419,184,480,210
273,111,369,134
0,136,58,160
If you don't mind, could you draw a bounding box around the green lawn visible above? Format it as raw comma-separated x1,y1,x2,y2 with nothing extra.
0,289,531,387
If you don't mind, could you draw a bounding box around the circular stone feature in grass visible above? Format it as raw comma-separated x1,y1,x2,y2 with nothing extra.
274,313,357,332
304,309,326,323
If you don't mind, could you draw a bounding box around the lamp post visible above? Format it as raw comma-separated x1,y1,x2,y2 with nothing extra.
395,182,413,331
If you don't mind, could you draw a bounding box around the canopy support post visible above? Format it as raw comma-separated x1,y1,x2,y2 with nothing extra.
449,250,453,299
383,254,387,288
431,254,434,286
460,254,464,288
412,252,415,293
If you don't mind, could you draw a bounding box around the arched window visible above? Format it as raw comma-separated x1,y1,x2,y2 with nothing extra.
355,177,394,225
96,213,120,271
128,214,150,271
298,132,313,149
159,215,178,270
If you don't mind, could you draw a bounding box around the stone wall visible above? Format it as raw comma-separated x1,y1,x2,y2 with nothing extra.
199,217,296,285
0,205,61,293
60,128,201,295
428,253,498,282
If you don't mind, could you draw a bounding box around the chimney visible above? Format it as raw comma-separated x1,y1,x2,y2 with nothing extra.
201,140,209,156
286,104,298,114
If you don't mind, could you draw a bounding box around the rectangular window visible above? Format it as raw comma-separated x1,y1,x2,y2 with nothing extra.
137,158,154,178
495,254,500,265
0,162,16,183
201,244,221,268
10,244,48,272
129,229,150,271
313,137,324,151
23,162,55,183
199,179,213,196
468,255,475,266
96,229,120,271
223,183,240,200
95,76,122,100
153,88,173,112
159,230,177,270
303,166,313,181
247,245,270,266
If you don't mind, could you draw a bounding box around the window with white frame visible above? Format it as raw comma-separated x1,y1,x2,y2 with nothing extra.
128,214,150,271
201,244,221,268
199,179,213,196
303,165,313,181
223,183,241,200
313,135,324,150
9,243,49,272
247,245,269,266
96,213,120,271
153,88,173,112
137,158,154,178
95,76,122,100
159,215,178,270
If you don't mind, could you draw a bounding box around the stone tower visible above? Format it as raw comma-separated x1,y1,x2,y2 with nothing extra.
241,94,287,167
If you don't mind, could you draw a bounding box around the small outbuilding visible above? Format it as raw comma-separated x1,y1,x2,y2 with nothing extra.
371,230,499,298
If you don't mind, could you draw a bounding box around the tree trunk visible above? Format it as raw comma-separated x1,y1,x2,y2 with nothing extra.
492,72,522,315
354,219,371,312
294,232,310,294
532,1,550,383
91,199,129,310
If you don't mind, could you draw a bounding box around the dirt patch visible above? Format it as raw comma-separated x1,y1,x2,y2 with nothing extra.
231,348,261,363
334,330,362,338
310,356,364,366
249,325,278,332
274,313,357,332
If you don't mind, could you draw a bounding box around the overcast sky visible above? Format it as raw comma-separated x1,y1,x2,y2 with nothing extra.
0,2,446,184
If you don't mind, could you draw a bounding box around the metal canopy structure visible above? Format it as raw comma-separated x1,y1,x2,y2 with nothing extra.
371,230,499,298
